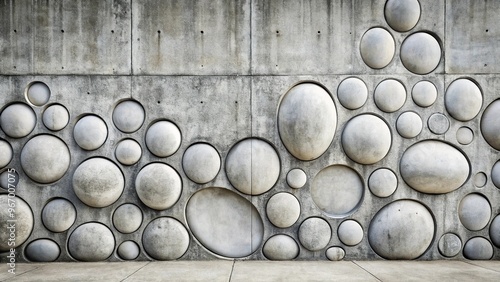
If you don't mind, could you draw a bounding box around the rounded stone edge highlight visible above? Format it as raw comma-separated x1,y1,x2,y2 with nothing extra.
42,103,70,131
24,238,60,262
25,81,51,107
384,0,421,32
359,27,396,69
438,233,462,258
112,99,146,133
73,114,109,151
145,120,182,158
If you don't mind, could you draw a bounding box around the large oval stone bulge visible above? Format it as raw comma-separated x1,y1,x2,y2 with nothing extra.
400,140,470,194
278,83,337,161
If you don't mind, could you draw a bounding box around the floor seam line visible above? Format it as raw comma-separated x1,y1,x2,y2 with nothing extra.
462,261,500,274
1,264,46,281
352,261,382,282
121,261,152,282
228,260,236,282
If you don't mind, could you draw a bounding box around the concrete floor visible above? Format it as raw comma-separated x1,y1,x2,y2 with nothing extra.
0,261,499,282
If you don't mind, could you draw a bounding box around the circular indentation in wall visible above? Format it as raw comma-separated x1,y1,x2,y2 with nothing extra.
412,81,437,107
337,77,368,110
112,100,145,133
490,215,500,248
445,79,482,121
72,158,124,208
493,161,500,189
326,246,345,261
473,172,487,188
142,217,189,260
438,233,462,258
456,127,474,145
21,135,71,184
338,220,363,246
427,113,449,135
368,168,398,198
25,239,60,262
113,204,143,234
262,234,299,260
400,140,470,194
42,198,76,233
400,32,441,74
26,81,50,106
368,200,435,259
117,241,140,260
311,165,364,218
135,163,182,210
182,143,221,184
266,192,300,228
0,103,36,138
0,169,19,190
458,193,491,231
0,195,33,252
68,222,115,262
226,138,280,195
384,0,421,32
278,83,337,161
298,217,331,251
145,120,181,157
480,99,500,150
463,237,493,260
186,187,264,258
0,140,13,169
115,139,142,166
374,79,406,113
73,115,108,151
360,27,395,69
42,104,69,131
286,168,307,189
396,111,422,138
341,114,392,164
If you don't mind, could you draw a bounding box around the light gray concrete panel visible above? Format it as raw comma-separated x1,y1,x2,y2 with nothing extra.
132,0,250,75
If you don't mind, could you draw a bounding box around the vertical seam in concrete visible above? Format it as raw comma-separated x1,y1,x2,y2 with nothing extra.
443,0,446,74
120,261,152,281
249,0,254,256
228,260,236,282
130,0,134,76
31,0,35,73
352,261,382,282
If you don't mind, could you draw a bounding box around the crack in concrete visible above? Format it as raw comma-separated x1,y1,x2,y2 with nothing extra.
352,261,382,282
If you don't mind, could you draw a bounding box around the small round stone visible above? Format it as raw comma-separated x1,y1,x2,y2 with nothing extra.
145,120,181,157
360,27,395,69
0,103,36,138
42,198,76,233
25,239,60,262
493,161,500,189
412,81,437,107
112,100,145,133
368,168,398,198
463,237,493,260
263,234,299,260
0,195,33,252
142,217,189,260
68,222,115,262
374,79,406,113
182,143,221,184
42,104,69,131
438,233,462,258
0,169,19,190
474,172,487,188
490,215,500,248
401,32,442,74
337,77,368,110
73,115,108,150
312,165,364,217
26,81,51,106
481,100,500,150
113,204,143,234
458,193,491,231
21,135,71,184
445,79,483,122
266,192,301,228
341,114,392,165
384,0,421,32
428,113,450,135
226,138,280,195
298,217,331,251
115,139,142,166
338,220,363,246
135,163,182,210
396,111,422,138
117,241,140,260
0,140,13,168
326,247,345,261
286,168,307,189
73,158,124,208
456,127,474,145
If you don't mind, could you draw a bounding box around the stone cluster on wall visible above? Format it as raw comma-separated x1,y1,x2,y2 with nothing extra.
1,0,500,262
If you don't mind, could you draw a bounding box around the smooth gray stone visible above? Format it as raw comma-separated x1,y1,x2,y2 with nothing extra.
0,196,33,252
142,217,189,260
262,234,299,260
145,120,181,157
384,0,420,32
26,81,50,106
68,222,115,262
24,239,60,262
135,163,182,210
0,103,36,138
445,78,482,121
112,100,145,133
463,237,493,260
401,32,441,74
298,217,331,252
42,198,76,233
266,192,300,228
73,115,108,150
182,143,221,184
42,104,69,131
113,204,143,234
359,28,395,69
412,80,437,107
438,233,462,258
458,193,491,231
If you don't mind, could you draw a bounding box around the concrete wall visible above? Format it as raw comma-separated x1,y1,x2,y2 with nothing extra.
0,0,499,262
